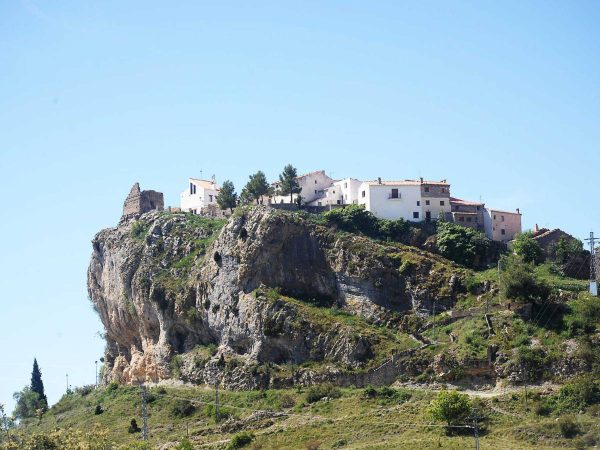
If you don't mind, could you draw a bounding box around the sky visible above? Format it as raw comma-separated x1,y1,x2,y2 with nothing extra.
1,0,599,413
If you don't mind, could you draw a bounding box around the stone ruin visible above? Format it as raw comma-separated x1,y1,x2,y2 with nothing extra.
121,183,164,220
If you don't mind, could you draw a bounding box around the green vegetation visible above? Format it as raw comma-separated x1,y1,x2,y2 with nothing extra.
241,170,273,205
512,231,544,264
277,164,302,204
305,384,342,403
9,383,600,449
216,180,238,212
436,221,496,269
500,254,550,304
129,221,148,240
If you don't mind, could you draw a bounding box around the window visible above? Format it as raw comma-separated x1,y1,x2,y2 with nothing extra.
333,190,336,194
493,214,497,220
344,182,347,188
362,191,366,198
314,180,317,184
209,195,213,202
337,200,341,205
190,183,196,195
417,201,420,206
467,217,472,222
317,202,322,206
413,212,419,219
441,188,446,193
424,187,430,193
501,229,506,235
440,200,445,206
426,200,430,206
501,215,505,222
391,188,399,199
315,190,317,194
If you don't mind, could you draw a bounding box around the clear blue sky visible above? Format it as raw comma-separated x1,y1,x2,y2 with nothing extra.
1,1,599,413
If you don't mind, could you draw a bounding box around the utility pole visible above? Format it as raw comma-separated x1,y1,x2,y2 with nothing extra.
215,383,221,423
585,231,598,296
140,385,149,441
471,409,481,450
95,361,98,388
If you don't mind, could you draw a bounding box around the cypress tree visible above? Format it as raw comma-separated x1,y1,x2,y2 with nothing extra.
30,359,48,410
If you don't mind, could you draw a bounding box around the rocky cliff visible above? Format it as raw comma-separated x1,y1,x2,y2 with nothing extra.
88,206,466,388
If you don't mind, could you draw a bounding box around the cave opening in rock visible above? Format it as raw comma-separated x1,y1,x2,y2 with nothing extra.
239,228,248,241
213,251,222,264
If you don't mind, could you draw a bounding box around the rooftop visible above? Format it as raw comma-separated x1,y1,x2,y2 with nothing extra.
189,178,220,190
364,179,449,187
450,197,484,206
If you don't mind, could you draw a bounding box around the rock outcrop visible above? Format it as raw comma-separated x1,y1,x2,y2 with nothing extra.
88,207,464,387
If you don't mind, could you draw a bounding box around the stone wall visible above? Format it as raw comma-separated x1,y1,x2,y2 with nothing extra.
121,183,164,219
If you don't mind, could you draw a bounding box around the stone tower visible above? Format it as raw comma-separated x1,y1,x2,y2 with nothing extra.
121,183,164,220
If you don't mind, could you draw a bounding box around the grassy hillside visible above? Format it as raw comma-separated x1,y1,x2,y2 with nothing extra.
4,381,600,449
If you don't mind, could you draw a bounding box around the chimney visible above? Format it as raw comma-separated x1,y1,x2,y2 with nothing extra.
517,208,521,214
377,177,382,185
535,224,539,232
420,177,423,183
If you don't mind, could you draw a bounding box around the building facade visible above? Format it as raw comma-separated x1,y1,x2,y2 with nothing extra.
122,183,164,220
271,170,334,205
180,177,220,214
483,208,522,243
450,198,485,232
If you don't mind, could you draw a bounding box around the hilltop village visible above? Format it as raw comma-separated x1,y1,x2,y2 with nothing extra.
125,169,523,244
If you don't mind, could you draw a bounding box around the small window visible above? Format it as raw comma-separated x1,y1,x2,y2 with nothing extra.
317,202,322,206
336,200,341,205
344,183,347,188
391,188,399,199
362,191,366,198
440,200,445,206
413,212,419,219
501,215,505,222
280,199,283,203
209,195,213,202
315,190,317,194
426,200,430,206
333,190,335,194
417,201,420,206
424,187,430,193
314,180,317,184
467,217,472,222
493,214,497,220
501,229,506,235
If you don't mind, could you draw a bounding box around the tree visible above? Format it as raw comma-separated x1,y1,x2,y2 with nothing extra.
243,171,272,205
0,403,15,435
30,359,47,411
512,232,544,264
12,386,45,420
277,164,301,204
216,180,238,212
500,254,550,304
436,221,494,269
551,236,584,265
428,390,472,428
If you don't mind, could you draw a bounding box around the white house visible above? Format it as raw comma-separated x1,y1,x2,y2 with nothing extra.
483,208,522,243
357,179,423,221
180,177,220,214
271,170,334,205
308,177,363,206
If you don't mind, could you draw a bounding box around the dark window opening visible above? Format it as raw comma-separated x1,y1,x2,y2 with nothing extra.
391,188,399,199
413,212,419,219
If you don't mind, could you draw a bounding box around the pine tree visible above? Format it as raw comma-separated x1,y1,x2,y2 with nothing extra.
30,359,47,411
278,164,302,204
243,171,272,204
216,180,238,212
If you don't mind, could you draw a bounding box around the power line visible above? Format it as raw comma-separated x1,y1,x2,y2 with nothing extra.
584,231,598,296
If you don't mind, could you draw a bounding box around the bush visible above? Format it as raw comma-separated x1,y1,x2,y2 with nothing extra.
500,255,550,304
128,418,141,433
171,399,196,418
362,385,411,403
428,390,472,428
75,385,95,397
305,384,342,403
512,232,544,264
514,346,547,381
564,294,600,336
549,375,600,412
558,416,580,438
436,221,495,269
227,431,254,449
304,440,321,450
94,404,104,415
174,438,194,450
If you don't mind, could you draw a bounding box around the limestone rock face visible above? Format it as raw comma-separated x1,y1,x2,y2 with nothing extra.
88,207,461,387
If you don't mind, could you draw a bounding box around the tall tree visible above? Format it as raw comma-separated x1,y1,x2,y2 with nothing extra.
243,171,272,204
277,164,302,204
30,359,47,411
216,180,238,212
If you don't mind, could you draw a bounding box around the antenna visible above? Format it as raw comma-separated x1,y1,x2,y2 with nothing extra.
585,231,598,296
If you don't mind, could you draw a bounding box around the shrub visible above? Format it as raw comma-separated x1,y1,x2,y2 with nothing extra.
227,431,254,449
174,438,194,450
171,399,196,418
305,384,342,403
564,294,600,336
534,402,552,416
549,375,600,412
304,439,321,450
428,390,472,428
75,385,95,397
500,255,550,304
94,404,104,415
362,385,411,403
512,232,544,264
436,221,494,269
514,346,547,381
558,415,580,438
106,382,119,393
279,393,296,408
128,418,141,433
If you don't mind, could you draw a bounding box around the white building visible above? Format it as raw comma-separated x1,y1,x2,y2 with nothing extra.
483,208,522,243
180,177,220,214
271,170,334,205
308,177,363,206
356,178,450,222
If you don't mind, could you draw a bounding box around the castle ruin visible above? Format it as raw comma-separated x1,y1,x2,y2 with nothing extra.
122,183,164,220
